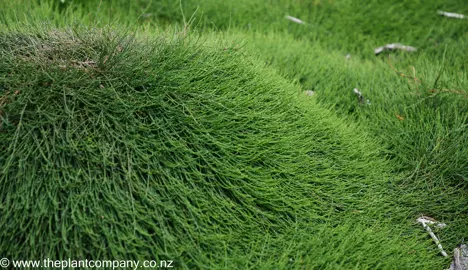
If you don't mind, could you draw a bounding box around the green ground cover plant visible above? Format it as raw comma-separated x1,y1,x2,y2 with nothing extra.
0,0,466,269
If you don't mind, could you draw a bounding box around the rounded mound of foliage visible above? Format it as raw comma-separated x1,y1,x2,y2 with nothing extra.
0,28,437,268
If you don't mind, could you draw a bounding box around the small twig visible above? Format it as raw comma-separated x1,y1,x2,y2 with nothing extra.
353,88,363,104
286,15,305,25
353,88,370,105
449,244,468,270
304,90,315,97
417,216,448,257
375,43,417,55
437,11,466,19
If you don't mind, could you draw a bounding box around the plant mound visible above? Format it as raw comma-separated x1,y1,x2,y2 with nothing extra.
0,29,436,268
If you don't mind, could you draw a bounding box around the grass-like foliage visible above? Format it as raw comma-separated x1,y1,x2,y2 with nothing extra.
0,27,447,268
0,0,467,268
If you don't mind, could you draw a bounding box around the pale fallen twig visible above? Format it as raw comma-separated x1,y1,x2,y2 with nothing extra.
449,244,468,270
374,43,417,55
353,88,370,105
417,216,448,257
286,15,305,25
438,11,466,19
304,90,315,97
353,88,364,104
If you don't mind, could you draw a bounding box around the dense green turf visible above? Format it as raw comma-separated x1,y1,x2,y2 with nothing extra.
0,27,436,268
0,0,466,269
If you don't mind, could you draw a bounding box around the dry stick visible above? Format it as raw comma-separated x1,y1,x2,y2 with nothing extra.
449,244,468,270
375,43,417,55
452,246,462,270
353,88,365,104
304,90,315,97
437,11,466,19
286,15,305,25
416,217,448,257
